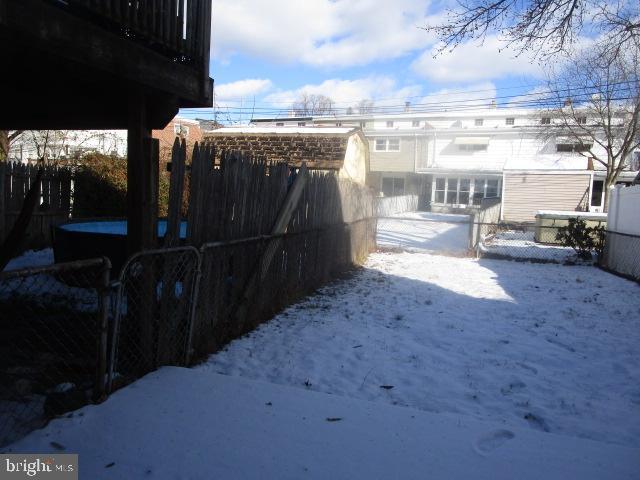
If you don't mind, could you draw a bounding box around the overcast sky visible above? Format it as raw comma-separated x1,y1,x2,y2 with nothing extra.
183,0,551,122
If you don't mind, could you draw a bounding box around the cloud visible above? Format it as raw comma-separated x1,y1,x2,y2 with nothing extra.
212,0,437,68
215,79,273,102
415,82,498,110
262,76,423,112
411,36,545,83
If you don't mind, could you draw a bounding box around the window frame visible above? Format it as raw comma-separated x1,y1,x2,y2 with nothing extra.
373,137,401,152
505,117,515,125
474,118,484,126
432,176,501,206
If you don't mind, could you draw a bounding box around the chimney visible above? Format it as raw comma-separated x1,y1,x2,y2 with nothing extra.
490,100,497,108
404,101,411,112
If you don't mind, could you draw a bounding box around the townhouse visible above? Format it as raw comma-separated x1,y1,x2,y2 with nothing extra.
252,108,639,222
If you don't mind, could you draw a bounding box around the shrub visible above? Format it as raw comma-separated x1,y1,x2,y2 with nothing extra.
72,153,180,218
555,218,605,260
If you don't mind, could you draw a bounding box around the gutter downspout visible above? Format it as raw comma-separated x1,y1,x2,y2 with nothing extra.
499,172,507,221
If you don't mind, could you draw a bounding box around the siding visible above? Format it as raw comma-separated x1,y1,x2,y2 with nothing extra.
369,137,415,173
503,173,590,222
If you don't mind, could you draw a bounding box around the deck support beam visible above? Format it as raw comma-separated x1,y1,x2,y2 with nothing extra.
127,91,158,255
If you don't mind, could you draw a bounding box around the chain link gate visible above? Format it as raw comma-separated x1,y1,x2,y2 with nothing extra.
108,247,201,393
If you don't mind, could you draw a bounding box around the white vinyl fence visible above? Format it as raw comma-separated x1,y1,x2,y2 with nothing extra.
603,185,640,281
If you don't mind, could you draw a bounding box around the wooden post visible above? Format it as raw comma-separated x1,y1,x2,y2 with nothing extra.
127,91,158,255
0,162,5,243
232,164,309,333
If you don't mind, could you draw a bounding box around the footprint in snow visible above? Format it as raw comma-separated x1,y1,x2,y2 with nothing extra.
473,430,515,455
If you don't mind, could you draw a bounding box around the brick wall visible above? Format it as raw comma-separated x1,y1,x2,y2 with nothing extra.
153,118,203,162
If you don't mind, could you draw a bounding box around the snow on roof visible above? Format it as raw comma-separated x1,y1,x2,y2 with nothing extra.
536,210,607,219
205,126,358,135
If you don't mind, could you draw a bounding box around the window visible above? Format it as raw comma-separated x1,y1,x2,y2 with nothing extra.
386,121,394,128
446,178,458,204
556,142,592,152
382,177,404,196
435,178,445,203
298,122,306,127
374,138,400,152
458,178,470,205
474,119,483,126
506,118,514,125
359,121,367,129
591,180,604,207
541,117,551,125
435,177,501,206
459,144,487,151
577,116,587,124
335,122,342,127
173,123,189,136
412,120,421,127
472,179,485,205
486,179,499,198
276,122,284,126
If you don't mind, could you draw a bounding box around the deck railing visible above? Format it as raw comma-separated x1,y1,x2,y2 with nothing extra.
59,0,212,68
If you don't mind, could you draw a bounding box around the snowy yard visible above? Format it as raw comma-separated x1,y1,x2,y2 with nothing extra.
376,212,470,254
205,252,640,447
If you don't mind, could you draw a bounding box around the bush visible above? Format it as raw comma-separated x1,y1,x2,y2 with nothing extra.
555,218,605,260
72,153,181,218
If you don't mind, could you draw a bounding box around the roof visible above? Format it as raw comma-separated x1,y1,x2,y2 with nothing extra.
203,127,363,170
206,126,358,135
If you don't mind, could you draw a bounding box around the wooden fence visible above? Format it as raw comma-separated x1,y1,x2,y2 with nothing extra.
0,163,72,250
159,141,377,358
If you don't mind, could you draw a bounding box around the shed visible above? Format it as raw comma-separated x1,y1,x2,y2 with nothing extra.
203,127,369,185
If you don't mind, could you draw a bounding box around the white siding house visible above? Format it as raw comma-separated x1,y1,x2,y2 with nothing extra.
251,108,639,222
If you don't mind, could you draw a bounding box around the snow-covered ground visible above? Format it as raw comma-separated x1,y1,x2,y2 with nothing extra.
377,212,470,254
480,231,579,263
6,368,639,480
205,252,640,448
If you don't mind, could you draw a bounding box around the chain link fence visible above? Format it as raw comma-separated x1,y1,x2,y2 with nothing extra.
0,258,111,448
473,223,596,264
108,247,200,393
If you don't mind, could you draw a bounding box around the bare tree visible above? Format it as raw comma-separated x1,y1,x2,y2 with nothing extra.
291,93,335,116
541,44,640,209
428,0,639,58
356,99,375,114
0,130,24,162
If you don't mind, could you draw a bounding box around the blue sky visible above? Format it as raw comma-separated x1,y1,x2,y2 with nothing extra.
180,0,550,123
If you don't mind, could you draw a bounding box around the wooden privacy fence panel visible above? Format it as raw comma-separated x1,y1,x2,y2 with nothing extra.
1,163,72,249
180,143,376,358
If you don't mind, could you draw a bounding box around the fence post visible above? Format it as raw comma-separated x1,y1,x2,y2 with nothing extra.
0,162,5,243
93,257,112,402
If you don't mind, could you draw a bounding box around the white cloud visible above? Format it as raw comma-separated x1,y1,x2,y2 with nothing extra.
212,0,437,68
415,82,498,110
411,36,545,83
262,76,423,112
215,79,273,102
